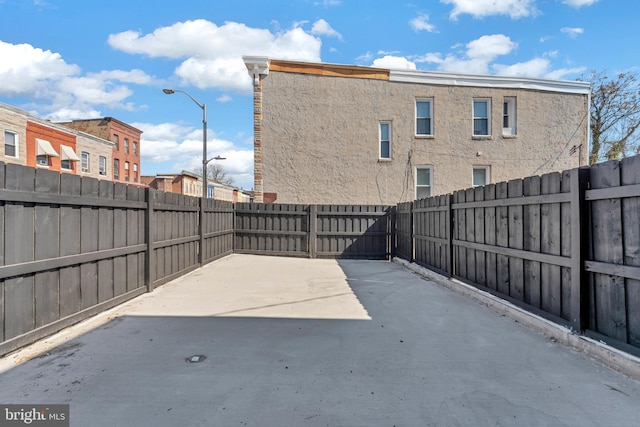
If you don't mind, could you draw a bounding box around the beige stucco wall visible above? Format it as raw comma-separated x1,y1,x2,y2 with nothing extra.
76,133,114,180
0,104,28,165
261,71,588,205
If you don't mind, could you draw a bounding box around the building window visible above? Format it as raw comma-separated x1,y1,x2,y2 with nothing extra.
113,134,119,151
416,100,433,136
133,141,138,155
36,155,50,166
125,161,130,181
503,97,517,136
379,122,391,159
4,130,18,158
99,156,107,175
81,152,90,172
473,166,491,187
114,159,120,179
60,145,80,170
124,138,129,154
133,163,138,182
36,138,59,168
473,99,491,136
415,166,433,200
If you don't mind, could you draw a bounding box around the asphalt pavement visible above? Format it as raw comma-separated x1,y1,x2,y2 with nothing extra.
1,254,639,426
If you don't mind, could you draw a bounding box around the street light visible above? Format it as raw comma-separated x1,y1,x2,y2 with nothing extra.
163,88,225,265
162,88,209,200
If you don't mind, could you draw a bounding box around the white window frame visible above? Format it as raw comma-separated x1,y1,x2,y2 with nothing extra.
379,121,391,160
473,98,491,136
472,166,491,187
114,159,120,179
99,156,107,175
503,97,517,136
415,99,433,136
4,130,18,158
81,152,90,172
415,166,433,200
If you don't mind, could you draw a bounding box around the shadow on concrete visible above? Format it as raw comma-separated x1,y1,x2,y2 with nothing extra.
0,256,639,426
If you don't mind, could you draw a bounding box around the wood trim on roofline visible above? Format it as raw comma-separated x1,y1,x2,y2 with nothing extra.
269,59,390,81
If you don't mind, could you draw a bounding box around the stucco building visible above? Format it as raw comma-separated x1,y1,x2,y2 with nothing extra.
243,57,590,205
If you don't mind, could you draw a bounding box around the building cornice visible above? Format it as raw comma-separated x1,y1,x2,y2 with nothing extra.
390,69,591,95
244,58,590,95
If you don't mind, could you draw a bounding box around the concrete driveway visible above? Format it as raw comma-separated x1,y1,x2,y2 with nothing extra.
1,254,639,426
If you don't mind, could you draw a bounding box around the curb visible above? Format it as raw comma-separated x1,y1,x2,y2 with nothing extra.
393,257,640,381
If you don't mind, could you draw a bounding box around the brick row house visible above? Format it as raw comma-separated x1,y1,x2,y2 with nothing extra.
243,57,590,205
59,118,143,184
1,103,142,182
1,103,114,179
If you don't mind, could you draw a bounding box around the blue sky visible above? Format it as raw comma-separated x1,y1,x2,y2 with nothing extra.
0,0,637,190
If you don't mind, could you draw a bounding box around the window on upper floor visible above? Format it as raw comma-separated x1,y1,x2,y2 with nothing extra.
133,141,138,156
503,97,517,136
416,99,433,136
99,156,107,175
4,130,18,158
124,138,129,154
36,138,58,168
473,99,491,136
379,122,391,160
114,159,120,179
473,166,491,187
113,134,119,151
81,152,90,172
415,166,433,200
60,145,80,170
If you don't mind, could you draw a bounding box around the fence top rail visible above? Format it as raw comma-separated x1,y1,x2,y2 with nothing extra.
585,183,640,201
452,192,570,209
0,188,147,209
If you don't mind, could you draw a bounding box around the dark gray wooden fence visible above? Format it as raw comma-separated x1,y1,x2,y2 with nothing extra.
395,160,640,354
585,157,640,352
235,203,392,259
0,163,234,356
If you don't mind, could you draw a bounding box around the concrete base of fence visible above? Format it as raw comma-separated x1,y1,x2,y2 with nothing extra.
393,257,640,381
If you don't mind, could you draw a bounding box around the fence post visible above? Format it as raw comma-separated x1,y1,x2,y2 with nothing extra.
446,194,454,278
199,196,205,266
145,188,156,292
388,206,396,261
309,205,317,258
570,167,590,332
409,202,415,263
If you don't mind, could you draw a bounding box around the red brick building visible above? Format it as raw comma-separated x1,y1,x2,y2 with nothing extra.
59,117,143,183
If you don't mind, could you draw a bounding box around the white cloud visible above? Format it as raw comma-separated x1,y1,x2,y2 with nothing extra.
561,27,584,38
0,40,154,119
372,56,417,70
441,0,537,19
217,94,232,103
134,121,253,187
311,19,343,40
314,0,341,6
492,58,551,77
416,34,517,74
108,19,322,93
410,14,437,32
563,0,599,7
0,40,79,95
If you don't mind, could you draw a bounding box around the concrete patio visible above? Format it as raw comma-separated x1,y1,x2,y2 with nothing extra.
1,254,639,426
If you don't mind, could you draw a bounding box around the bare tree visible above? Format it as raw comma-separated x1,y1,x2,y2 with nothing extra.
586,70,640,164
195,162,235,186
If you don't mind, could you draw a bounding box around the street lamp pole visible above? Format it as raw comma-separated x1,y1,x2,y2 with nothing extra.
163,88,208,200
163,88,208,265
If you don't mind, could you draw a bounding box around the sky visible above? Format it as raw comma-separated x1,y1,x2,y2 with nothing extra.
0,0,638,190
